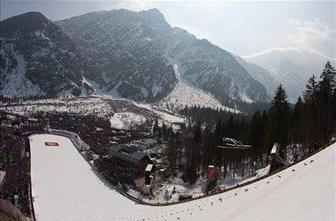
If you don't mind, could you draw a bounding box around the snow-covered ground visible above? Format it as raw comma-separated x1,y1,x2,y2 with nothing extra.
137,165,270,204
158,80,238,113
0,96,185,129
30,134,335,221
109,112,147,130
0,52,45,97
157,64,239,113
0,97,114,119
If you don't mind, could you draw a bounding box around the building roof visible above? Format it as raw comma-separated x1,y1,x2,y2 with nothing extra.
108,145,149,163
145,164,153,172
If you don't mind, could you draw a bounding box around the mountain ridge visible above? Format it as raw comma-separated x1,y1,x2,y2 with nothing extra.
0,11,95,97
1,9,270,111
243,47,336,101
58,8,269,107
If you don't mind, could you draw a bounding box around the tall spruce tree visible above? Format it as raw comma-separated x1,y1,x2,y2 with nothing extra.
184,122,202,184
248,111,264,153
291,97,304,144
167,126,177,169
303,75,319,146
318,62,336,143
153,119,160,137
267,84,291,155
331,88,336,137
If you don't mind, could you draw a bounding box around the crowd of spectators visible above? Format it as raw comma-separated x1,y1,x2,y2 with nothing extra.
94,157,139,186
0,129,31,216
0,110,151,218
33,112,145,155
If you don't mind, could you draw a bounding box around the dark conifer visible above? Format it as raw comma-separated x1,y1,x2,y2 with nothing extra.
318,62,336,143
290,97,304,144
302,75,319,146
267,84,291,155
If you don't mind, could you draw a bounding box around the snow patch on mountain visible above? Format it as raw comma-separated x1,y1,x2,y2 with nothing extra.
0,52,44,97
238,92,254,104
158,64,239,113
159,80,239,112
110,112,147,130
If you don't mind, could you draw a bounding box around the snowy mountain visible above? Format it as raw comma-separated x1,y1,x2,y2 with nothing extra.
0,12,94,97
0,9,269,109
58,9,268,107
243,47,336,102
235,56,279,97
57,9,178,102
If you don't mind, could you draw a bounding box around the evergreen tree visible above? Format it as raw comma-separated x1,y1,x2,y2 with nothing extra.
201,125,214,171
303,75,319,146
153,119,160,137
290,97,304,144
248,111,264,153
318,62,336,143
214,120,223,145
267,84,291,155
161,122,167,140
167,126,177,169
184,122,202,184
331,89,336,137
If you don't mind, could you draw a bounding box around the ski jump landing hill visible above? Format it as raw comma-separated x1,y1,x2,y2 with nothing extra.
29,134,335,221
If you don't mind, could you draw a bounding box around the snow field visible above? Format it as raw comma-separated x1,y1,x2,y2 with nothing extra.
30,134,335,221
1,97,186,130
158,80,238,113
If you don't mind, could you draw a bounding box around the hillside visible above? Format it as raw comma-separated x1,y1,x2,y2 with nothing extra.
58,9,268,107
0,12,94,97
243,47,336,101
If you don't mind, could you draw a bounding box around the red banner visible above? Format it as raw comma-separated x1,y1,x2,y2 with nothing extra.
206,165,217,182
44,142,59,147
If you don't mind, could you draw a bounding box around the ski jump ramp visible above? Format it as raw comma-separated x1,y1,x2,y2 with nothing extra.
30,134,335,221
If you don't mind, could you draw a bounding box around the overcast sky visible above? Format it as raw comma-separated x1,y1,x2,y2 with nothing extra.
1,1,335,57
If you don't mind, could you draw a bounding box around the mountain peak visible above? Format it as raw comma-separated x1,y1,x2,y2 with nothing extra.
138,8,168,26
1,11,50,37
1,11,48,25
140,8,163,17
0,11,91,98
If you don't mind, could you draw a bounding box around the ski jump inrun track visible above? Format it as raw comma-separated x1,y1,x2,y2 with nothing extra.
29,134,336,221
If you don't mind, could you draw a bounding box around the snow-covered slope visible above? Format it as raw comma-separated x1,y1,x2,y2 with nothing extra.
57,9,178,102
0,12,94,97
1,9,268,109
0,53,44,97
30,133,335,221
158,80,238,112
243,47,336,101
58,9,268,107
158,64,238,112
235,56,279,97
0,96,185,129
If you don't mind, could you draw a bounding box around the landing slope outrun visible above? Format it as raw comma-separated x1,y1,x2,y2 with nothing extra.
30,134,336,221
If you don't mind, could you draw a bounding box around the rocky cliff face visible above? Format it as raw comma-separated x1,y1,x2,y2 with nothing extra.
58,9,177,102
235,55,279,97
58,9,268,106
1,9,269,108
0,12,94,98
